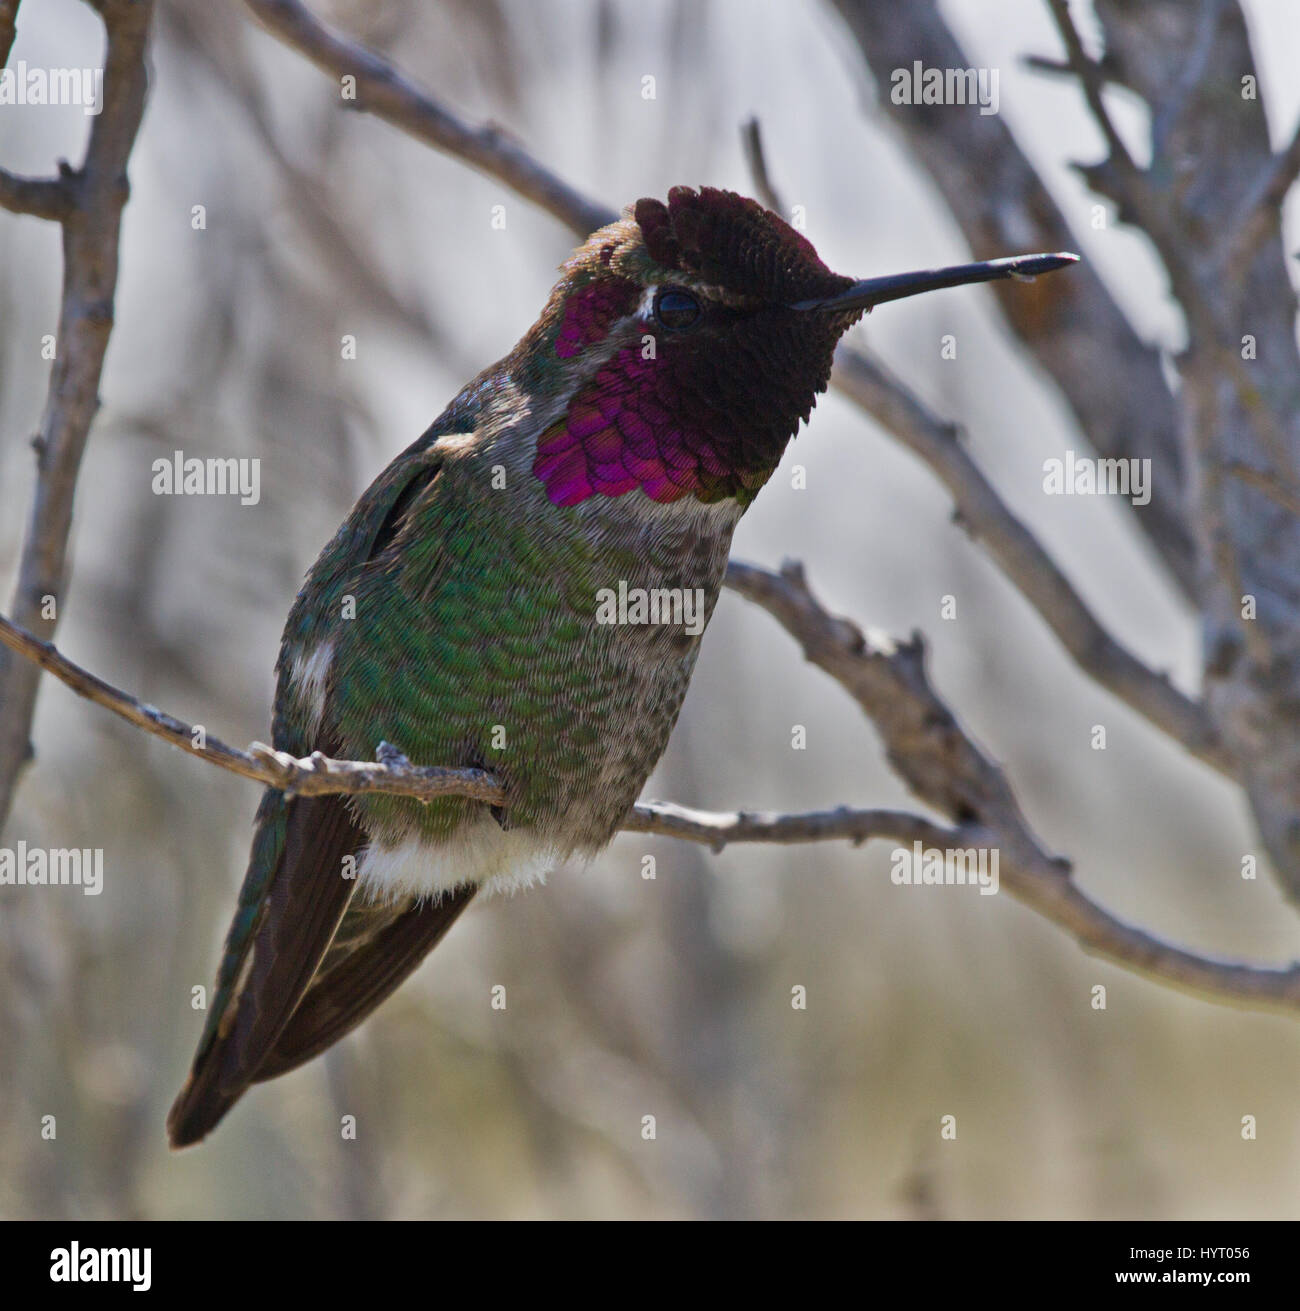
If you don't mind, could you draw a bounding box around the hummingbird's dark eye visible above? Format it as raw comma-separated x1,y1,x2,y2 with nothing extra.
653,288,701,331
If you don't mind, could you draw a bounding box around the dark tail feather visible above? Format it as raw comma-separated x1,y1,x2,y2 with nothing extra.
167,791,362,1148
167,1038,251,1150
253,885,476,1082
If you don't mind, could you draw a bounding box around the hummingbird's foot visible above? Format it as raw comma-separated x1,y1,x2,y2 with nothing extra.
375,740,412,769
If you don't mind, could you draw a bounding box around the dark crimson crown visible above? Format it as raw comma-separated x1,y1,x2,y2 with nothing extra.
633,185,852,305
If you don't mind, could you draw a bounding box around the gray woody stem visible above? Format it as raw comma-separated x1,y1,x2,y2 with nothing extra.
0,0,154,830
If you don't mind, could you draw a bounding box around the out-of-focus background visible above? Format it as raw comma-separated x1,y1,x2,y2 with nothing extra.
1,0,1297,1219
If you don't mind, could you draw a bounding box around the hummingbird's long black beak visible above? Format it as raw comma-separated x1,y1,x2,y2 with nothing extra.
790,251,1079,313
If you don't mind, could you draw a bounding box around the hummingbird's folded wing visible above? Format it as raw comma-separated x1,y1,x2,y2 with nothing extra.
249,884,475,1082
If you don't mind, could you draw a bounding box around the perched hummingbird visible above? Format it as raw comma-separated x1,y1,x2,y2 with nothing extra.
168,186,1076,1146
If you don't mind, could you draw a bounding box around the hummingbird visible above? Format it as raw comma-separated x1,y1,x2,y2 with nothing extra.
167,186,1076,1146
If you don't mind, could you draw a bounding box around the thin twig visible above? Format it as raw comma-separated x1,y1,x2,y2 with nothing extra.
0,169,73,220
624,800,954,853
1219,460,1300,519
740,117,784,216
241,0,615,238
1045,0,1217,344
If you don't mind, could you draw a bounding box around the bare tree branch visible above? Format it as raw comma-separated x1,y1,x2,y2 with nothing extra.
740,116,784,216
1220,459,1300,519
241,0,616,236
0,0,154,832
1,0,62,223
823,0,1197,597
741,117,1232,777
829,345,1234,776
719,561,1300,1016
0,169,73,220
1044,0,1217,342
1057,0,1300,903
651,802,1300,1017
6,584,1298,1018
725,560,1035,828
159,1,448,354
622,800,954,852
1219,117,1300,281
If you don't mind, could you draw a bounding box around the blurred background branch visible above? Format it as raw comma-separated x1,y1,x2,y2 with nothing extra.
0,0,153,829
243,0,616,236
826,0,1199,595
